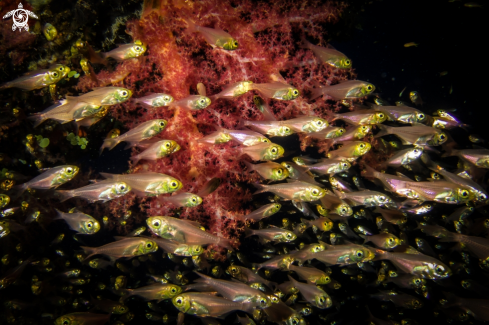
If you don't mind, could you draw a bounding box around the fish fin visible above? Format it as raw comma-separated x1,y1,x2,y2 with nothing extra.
362,165,380,179
99,172,117,180
333,189,346,199
182,18,197,33
252,183,269,195
395,172,412,180
80,246,96,260
123,141,139,150
100,138,120,155
242,160,255,171
374,124,391,138
27,113,48,128
55,190,75,202
244,227,255,238
308,86,325,101
130,155,141,166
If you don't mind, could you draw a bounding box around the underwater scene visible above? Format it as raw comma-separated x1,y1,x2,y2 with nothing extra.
0,0,487,324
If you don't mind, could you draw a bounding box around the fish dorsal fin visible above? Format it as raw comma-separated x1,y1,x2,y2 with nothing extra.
113,236,135,241
181,219,202,228
324,43,336,50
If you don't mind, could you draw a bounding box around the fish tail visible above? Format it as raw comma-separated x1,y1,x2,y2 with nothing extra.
100,138,120,155
372,248,389,261
252,183,269,195
300,218,311,228
130,155,141,166
120,289,133,302
299,36,312,49
362,165,380,179
27,113,48,128
333,189,346,199
244,227,255,238
56,190,75,202
183,18,197,33
218,237,234,251
374,125,392,138
441,142,458,157
242,160,254,171
14,183,29,194
80,246,97,260
308,86,325,101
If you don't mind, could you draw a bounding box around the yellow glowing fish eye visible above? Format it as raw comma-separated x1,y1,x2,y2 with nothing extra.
121,91,128,97
339,129,345,134
159,122,166,128
164,96,170,101
165,142,171,148
146,242,153,249
286,233,292,239
366,85,373,91
359,144,365,148
419,113,425,119
176,297,183,304
275,204,280,209
284,164,290,169
170,181,178,188
362,126,367,130
271,147,278,154
319,297,325,303
415,279,421,285
171,287,177,293
388,238,393,243
66,167,73,174
86,222,93,228
199,99,205,104
343,163,348,167
317,120,323,126
435,266,444,273
135,46,141,51
293,90,299,95
461,190,468,197
277,169,282,175
152,220,160,227
191,197,196,202
341,208,346,213
379,113,384,118
195,246,202,252
233,41,238,47
53,72,59,78
284,127,290,132
312,189,319,195
345,60,351,65
356,251,363,257
119,184,126,191
231,266,237,272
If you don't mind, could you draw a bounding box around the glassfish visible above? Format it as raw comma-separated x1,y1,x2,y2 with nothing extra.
66,87,132,106
372,105,426,124
254,180,326,202
375,125,447,146
212,81,253,99
158,192,202,208
253,95,277,121
53,209,100,235
102,40,147,61
333,110,386,125
0,64,70,90
100,119,167,153
54,312,111,325
309,80,375,101
305,159,351,176
131,139,180,165
242,119,294,137
327,141,371,160
243,161,289,181
289,265,331,285
16,165,79,192
120,283,182,302
282,116,329,133
100,172,182,196
301,38,351,69
250,82,300,100
184,19,239,50
288,275,332,309
443,148,489,169
245,225,297,243
239,142,284,161
172,293,252,317
385,147,423,167
312,243,375,265
134,93,174,108
81,237,158,260
57,180,131,203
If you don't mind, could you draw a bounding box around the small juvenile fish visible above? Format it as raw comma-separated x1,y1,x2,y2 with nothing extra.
172,293,251,317
28,100,104,127
100,119,168,153
254,180,326,202
312,243,375,265
309,80,375,101
385,147,423,167
100,172,182,196
289,265,331,285
404,42,418,47
374,249,451,280
333,110,386,125
431,116,467,129
246,226,297,243
66,87,133,106
253,95,277,121
244,161,289,181
335,189,396,208
289,276,332,309
409,91,423,106
151,237,203,256
250,82,300,100
146,216,233,250
238,203,281,221
239,142,284,161
429,166,487,202
373,105,426,124
54,209,100,235
363,233,400,249
134,93,174,108
305,159,351,176
319,192,353,216
330,125,372,143
54,312,110,325
57,180,131,203
310,126,346,140
81,237,158,260
371,291,423,309
327,141,371,160
283,116,329,133
102,40,147,61
1,64,70,90
159,193,203,208
131,139,180,165
169,95,211,111
121,283,182,302
212,81,253,100
16,165,79,192
184,19,239,50
227,265,275,288
0,194,9,209
302,215,333,233
242,119,294,137
375,125,447,146
301,38,351,69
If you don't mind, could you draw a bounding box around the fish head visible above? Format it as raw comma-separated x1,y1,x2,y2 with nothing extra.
222,38,239,50
284,88,300,100
154,94,174,107
264,203,282,217
415,111,427,122
453,187,472,204
303,186,326,202
54,165,79,186
307,118,329,132
314,294,332,309
157,178,183,195
354,142,371,157
81,219,100,234
292,157,306,165
146,217,172,237
271,166,289,181
268,295,280,304
319,218,333,232
192,96,211,110
335,203,353,217
264,144,284,160
281,231,297,242
131,40,147,57
172,294,191,313
113,182,131,196
427,262,452,279
112,304,129,314
184,195,202,207
112,88,133,104
408,298,423,309
49,64,70,82
361,83,376,96
258,137,271,144
54,315,75,325
384,235,400,249
159,140,180,157
136,240,158,255
339,57,352,69
281,162,296,176
185,245,204,256
162,284,182,299
358,125,372,137
316,204,329,216
215,132,232,144
339,160,351,172
0,194,10,208
253,294,272,308
317,274,331,285
410,277,426,289
374,112,387,124
227,265,242,278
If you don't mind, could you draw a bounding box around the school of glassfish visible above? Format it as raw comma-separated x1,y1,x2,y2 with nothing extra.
1,2,489,325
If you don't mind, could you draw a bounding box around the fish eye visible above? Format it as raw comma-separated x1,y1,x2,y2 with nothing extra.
312,189,319,195
277,169,282,175
435,266,445,273
119,184,126,191
199,99,205,104
360,144,365,148
271,147,278,154
152,220,160,227
62,320,70,325
419,113,425,119
159,122,166,127
260,298,266,305
66,167,73,174
293,89,299,95
367,85,373,91
170,181,178,188
440,134,446,140
415,279,421,285
461,190,468,197
284,127,290,132
343,163,348,167
414,149,419,153
379,113,384,118
191,197,196,202
291,317,299,325
195,246,202,252
53,72,59,77
379,196,386,201
345,60,351,65
171,287,177,293
339,129,345,133
317,120,323,125
165,142,171,148
356,251,363,257
176,297,183,304
121,91,128,97
341,208,347,213
135,46,141,51
146,242,153,248
86,222,93,228
233,41,238,46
